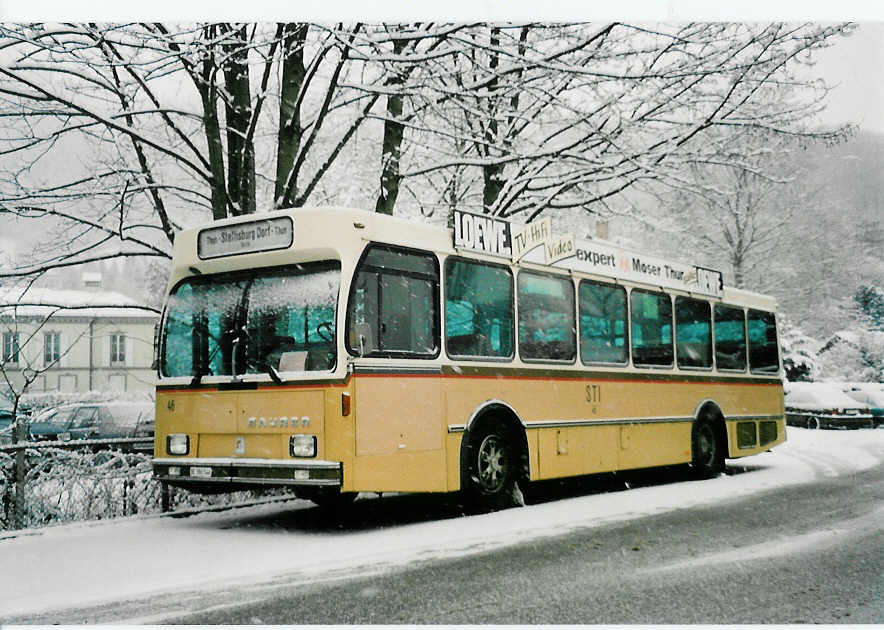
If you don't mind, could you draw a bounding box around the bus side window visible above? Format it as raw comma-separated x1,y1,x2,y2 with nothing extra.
346,245,439,357
579,280,628,365
518,271,576,363
714,304,747,371
630,289,673,367
675,296,712,369
748,309,779,374
445,258,514,359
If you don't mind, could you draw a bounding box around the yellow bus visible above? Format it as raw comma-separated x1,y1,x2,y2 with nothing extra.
152,207,785,511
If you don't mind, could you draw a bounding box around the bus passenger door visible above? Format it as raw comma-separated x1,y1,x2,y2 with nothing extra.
352,371,445,492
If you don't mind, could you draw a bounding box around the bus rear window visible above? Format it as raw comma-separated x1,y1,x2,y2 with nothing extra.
675,297,712,369
714,304,747,371
748,309,779,374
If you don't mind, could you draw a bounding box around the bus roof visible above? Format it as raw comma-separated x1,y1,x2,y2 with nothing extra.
170,207,775,309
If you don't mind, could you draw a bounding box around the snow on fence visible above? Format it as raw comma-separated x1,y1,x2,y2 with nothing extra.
0,440,287,531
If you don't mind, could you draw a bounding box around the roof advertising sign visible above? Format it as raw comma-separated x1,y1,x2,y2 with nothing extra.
452,209,722,297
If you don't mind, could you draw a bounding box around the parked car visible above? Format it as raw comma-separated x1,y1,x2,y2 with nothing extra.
842,383,884,428
784,382,874,429
29,402,155,451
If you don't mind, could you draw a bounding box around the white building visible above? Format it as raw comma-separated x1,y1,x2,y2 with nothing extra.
0,282,158,394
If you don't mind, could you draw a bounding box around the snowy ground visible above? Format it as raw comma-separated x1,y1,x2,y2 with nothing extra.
3,427,884,622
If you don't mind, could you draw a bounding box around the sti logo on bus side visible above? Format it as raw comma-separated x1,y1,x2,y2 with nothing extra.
453,210,512,257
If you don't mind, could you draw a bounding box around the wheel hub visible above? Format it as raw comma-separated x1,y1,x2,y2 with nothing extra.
697,425,714,463
478,434,507,492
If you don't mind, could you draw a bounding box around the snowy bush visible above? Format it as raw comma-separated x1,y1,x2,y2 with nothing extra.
0,445,290,531
0,452,12,529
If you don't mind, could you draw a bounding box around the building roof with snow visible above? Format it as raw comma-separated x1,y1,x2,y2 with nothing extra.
0,287,156,320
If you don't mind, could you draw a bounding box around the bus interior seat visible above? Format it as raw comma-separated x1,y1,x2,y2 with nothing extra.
279,351,308,372
447,333,490,356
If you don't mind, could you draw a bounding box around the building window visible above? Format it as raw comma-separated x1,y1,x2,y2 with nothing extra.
110,333,126,365
2,331,20,363
44,332,61,366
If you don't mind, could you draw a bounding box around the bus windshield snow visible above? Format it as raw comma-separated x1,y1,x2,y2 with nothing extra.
161,262,340,379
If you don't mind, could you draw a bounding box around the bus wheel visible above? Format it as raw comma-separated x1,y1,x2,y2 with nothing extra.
297,487,358,509
691,417,724,478
463,421,518,512
807,416,821,430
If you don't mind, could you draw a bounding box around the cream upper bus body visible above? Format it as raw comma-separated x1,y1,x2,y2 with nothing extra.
155,207,784,501
164,206,780,381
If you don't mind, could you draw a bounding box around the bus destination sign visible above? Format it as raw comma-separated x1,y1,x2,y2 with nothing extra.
198,216,294,259
452,209,722,298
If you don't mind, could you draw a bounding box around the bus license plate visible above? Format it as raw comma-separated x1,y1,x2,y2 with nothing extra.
190,466,213,478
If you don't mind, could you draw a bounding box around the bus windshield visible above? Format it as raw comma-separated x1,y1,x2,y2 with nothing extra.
161,262,340,378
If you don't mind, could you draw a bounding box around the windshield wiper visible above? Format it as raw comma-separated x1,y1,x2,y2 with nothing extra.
190,366,212,387
264,363,283,385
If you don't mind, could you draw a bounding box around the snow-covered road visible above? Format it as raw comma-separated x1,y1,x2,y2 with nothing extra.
3,427,883,621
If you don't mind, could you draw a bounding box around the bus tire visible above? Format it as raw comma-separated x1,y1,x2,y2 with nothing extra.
462,419,519,513
691,416,724,478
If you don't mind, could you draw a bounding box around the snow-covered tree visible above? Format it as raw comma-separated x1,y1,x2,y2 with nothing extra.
854,285,884,331
779,317,820,382
400,23,854,219
816,330,884,383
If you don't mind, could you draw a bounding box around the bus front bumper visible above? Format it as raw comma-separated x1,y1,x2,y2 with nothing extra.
153,457,342,487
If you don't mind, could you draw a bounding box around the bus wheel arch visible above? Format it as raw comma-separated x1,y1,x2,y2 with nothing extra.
691,401,726,478
460,402,529,511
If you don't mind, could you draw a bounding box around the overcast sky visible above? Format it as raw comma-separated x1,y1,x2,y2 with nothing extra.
813,22,884,135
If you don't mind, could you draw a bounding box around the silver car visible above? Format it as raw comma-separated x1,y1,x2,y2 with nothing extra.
785,382,874,429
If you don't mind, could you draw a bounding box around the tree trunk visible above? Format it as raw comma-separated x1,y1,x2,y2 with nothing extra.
275,23,308,209
198,25,229,221
375,37,408,216
482,26,504,214
222,25,256,216
732,253,745,289
12,398,28,529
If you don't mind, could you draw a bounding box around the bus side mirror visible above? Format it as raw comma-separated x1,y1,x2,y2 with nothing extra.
151,323,160,371
353,323,374,357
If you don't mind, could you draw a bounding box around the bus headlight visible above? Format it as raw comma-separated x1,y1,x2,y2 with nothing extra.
166,433,190,455
289,434,317,458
